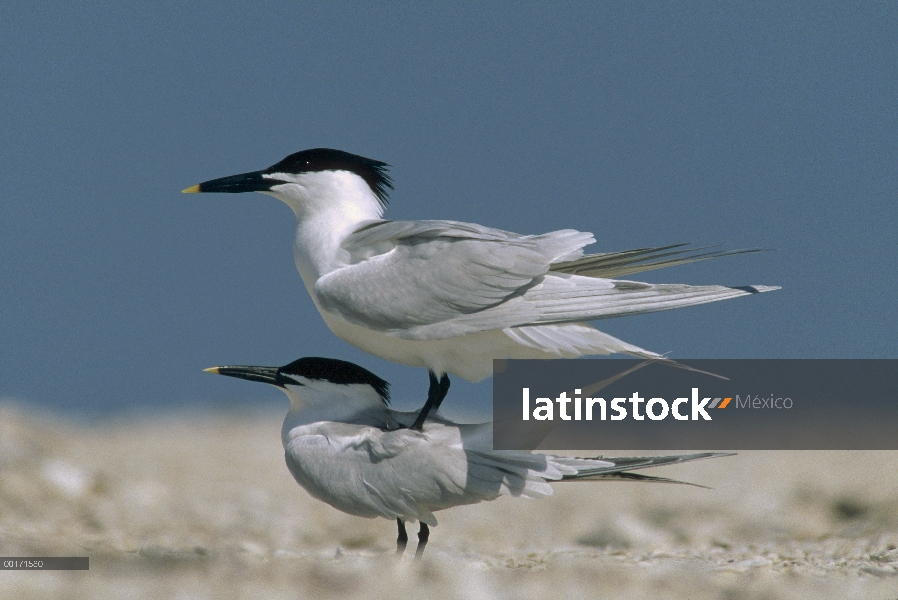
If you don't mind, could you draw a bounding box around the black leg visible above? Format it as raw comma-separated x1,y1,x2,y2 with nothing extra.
396,518,408,555
410,371,451,431
433,374,450,412
415,522,429,559
413,371,440,430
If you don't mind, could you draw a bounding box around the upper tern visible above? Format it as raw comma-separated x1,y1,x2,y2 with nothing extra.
185,148,778,428
205,356,732,557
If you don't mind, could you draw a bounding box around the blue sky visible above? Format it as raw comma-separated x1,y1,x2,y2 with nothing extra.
2,3,895,417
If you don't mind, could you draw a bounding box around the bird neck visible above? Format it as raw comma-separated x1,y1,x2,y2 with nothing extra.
280,383,390,447
268,171,385,283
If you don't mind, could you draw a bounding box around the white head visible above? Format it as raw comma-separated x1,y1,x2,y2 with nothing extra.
183,148,393,221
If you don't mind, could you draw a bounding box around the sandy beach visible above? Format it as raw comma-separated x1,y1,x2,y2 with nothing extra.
2,402,897,599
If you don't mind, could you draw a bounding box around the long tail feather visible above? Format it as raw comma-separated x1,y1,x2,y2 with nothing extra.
550,244,772,279
564,471,712,488
557,452,734,487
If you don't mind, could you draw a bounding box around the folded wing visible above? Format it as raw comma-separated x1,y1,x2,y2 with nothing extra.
316,219,594,329
315,219,778,340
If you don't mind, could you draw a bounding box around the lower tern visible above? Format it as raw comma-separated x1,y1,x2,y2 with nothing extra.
185,149,778,428
205,356,732,557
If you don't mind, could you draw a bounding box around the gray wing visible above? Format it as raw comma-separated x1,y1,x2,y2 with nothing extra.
317,220,779,340
314,220,595,330
400,277,779,340
286,421,733,526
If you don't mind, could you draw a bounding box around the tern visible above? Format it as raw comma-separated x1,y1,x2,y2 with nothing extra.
205,356,732,557
185,149,778,429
